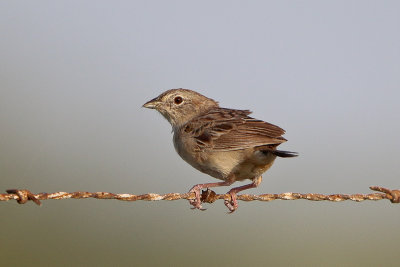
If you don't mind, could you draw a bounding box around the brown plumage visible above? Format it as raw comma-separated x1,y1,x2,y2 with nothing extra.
143,88,297,212
184,108,287,152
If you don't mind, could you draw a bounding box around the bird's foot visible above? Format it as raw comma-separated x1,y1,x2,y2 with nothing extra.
188,185,206,211
224,191,238,213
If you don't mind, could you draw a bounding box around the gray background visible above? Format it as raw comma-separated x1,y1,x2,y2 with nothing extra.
1,1,399,266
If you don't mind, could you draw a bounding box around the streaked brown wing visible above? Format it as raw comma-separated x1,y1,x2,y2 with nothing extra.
183,108,287,152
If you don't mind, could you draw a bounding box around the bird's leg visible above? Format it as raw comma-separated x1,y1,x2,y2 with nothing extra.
189,179,235,210
225,176,262,213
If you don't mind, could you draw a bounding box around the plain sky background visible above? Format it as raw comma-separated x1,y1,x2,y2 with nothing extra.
1,1,399,266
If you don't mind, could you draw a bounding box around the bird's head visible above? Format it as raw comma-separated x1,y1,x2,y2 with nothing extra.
143,88,219,128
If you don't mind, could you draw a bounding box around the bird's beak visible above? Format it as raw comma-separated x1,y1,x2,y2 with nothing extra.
142,97,161,109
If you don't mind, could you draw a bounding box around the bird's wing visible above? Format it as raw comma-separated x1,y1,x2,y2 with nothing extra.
182,108,287,152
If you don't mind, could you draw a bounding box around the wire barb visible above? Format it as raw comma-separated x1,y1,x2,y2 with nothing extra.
0,186,399,206
369,186,400,203
5,189,42,206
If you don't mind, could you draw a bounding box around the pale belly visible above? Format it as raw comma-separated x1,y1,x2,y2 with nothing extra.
173,134,276,181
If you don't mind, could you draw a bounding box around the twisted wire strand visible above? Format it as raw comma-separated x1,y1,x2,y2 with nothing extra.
1,186,399,206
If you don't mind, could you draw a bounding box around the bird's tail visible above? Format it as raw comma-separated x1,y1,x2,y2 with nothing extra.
270,150,298,158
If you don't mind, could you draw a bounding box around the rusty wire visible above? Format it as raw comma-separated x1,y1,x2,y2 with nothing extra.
0,186,399,206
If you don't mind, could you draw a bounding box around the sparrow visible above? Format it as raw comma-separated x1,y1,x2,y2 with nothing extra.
143,88,297,212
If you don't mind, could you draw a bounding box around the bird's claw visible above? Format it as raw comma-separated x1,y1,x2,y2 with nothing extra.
224,191,238,213
188,186,206,210
189,199,206,211
190,205,207,211
188,186,239,212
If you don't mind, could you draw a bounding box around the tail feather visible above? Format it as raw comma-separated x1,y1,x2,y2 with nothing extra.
270,150,298,158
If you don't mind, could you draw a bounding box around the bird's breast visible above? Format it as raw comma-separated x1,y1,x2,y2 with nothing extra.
173,132,240,180
173,132,277,181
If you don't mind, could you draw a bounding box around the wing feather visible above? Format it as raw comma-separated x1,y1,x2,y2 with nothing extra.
183,108,287,152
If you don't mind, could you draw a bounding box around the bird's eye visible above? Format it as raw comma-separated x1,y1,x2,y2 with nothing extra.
174,96,183,105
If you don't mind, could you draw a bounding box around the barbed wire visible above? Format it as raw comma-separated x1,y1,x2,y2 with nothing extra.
0,186,399,206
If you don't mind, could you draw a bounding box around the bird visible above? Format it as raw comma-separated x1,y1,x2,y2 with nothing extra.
143,88,297,212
